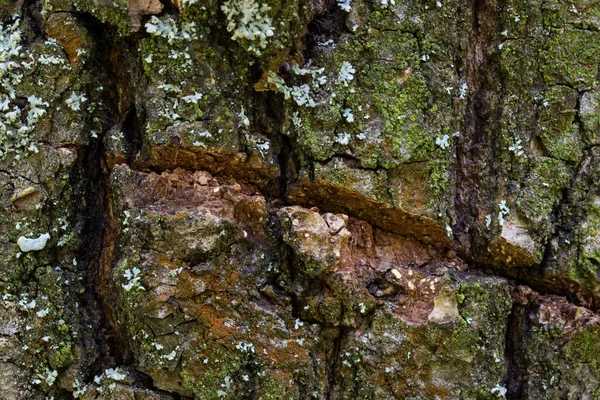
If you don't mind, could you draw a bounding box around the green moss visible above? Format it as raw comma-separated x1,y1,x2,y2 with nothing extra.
180,345,246,399
567,328,600,368
71,0,130,35
540,28,600,89
573,202,600,291
49,341,74,369
295,107,336,161
139,36,198,84
428,159,452,217
179,2,215,25
255,373,294,400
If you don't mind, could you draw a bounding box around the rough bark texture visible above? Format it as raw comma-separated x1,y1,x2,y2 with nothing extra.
0,0,600,398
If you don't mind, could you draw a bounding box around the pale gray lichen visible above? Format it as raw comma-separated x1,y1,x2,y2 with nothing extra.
221,0,275,55
491,384,507,397
337,0,352,12
268,72,317,107
66,92,87,111
122,267,144,291
0,18,53,159
338,61,355,86
17,232,50,252
508,138,525,157
145,16,198,44
436,134,450,149
498,200,510,226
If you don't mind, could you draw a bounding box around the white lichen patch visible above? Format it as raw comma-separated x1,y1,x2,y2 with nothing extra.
267,61,333,110
435,134,450,149
104,368,126,381
294,318,304,330
342,108,354,122
72,379,88,398
254,139,270,155
378,0,395,7
36,308,50,318
289,84,316,107
458,82,468,99
498,200,510,226
145,16,197,44
491,384,507,397
268,72,317,107
0,19,55,160
33,369,58,386
17,232,50,252
122,267,144,292
335,132,351,145
19,297,36,310
221,0,274,55
338,61,356,86
508,138,525,157
239,106,250,126
66,92,87,111
337,0,352,12
182,92,202,104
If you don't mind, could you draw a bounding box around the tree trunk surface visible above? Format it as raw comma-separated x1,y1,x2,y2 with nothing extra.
1,0,600,398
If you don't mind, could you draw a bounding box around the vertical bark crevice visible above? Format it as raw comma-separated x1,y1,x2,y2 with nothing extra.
504,300,527,399
277,132,295,203
122,103,145,164
325,326,348,400
21,0,43,37
250,69,293,201
301,0,347,63
454,0,504,261
75,121,121,376
72,15,145,377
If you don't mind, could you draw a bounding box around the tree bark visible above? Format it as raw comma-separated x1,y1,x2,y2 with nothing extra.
1,0,600,398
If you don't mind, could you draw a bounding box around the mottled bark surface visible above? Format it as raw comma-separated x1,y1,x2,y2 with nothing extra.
0,0,600,398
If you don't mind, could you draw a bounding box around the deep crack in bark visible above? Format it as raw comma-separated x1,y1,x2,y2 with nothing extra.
454,0,503,261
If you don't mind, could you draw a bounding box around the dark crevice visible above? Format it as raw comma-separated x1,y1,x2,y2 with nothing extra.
301,0,349,62
239,355,260,400
277,236,305,321
70,12,142,381
156,0,179,16
249,60,298,201
471,258,599,312
71,119,122,380
504,302,527,399
454,0,504,261
325,326,348,400
21,0,43,36
277,133,295,203
122,105,145,163
76,23,146,372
